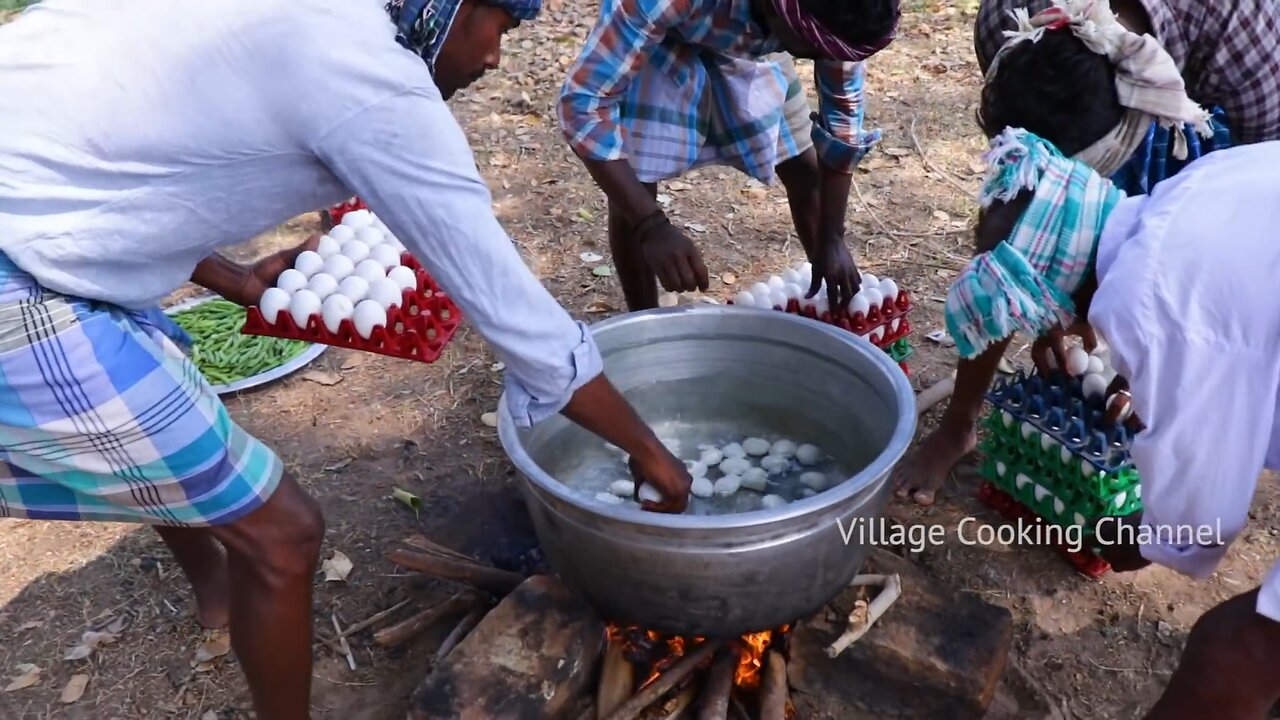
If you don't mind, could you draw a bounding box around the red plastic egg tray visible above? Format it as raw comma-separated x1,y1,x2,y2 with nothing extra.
728,290,914,351
326,197,368,226
241,253,463,364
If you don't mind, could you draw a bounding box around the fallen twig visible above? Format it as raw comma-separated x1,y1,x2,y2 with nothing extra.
916,372,957,416
908,115,975,198
759,650,788,720
603,640,725,720
827,573,903,657
696,645,738,720
402,534,478,563
331,612,357,671
373,591,479,647
433,605,488,663
387,548,525,596
339,598,413,639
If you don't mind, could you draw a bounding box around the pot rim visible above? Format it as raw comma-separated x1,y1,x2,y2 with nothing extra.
498,305,917,530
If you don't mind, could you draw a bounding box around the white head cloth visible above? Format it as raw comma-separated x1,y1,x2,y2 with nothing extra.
985,0,1213,176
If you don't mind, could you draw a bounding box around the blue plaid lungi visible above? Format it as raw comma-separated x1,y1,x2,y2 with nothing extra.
0,254,282,525
1111,107,1232,196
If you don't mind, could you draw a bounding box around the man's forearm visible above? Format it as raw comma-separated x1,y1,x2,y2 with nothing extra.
819,164,853,245
560,373,666,460
191,254,251,300
582,158,659,223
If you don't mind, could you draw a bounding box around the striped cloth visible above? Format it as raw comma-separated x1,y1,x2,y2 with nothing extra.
1110,105,1231,195
558,0,881,185
945,128,1122,359
0,255,282,525
974,0,1280,146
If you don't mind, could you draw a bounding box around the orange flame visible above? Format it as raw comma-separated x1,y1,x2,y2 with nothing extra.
605,623,791,691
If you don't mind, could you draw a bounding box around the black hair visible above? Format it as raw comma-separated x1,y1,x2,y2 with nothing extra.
800,0,899,49
977,29,1124,156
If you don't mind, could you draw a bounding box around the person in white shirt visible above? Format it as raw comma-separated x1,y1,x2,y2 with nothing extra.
947,127,1280,719
0,0,692,717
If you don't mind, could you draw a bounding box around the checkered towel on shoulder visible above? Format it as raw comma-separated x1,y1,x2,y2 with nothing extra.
0,255,281,525
974,0,1280,145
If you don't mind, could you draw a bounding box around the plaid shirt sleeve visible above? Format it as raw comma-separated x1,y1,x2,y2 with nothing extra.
557,0,696,162
809,60,880,174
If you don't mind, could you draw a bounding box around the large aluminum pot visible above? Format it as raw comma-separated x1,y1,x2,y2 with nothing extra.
498,305,915,636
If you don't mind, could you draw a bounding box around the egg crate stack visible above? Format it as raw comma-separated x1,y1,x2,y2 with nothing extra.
977,349,1143,577
726,262,915,374
326,196,368,225
242,208,462,364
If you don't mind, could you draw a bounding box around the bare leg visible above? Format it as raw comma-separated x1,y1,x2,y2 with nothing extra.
893,338,1011,505
155,526,230,629
1144,590,1280,719
208,474,324,720
607,182,660,311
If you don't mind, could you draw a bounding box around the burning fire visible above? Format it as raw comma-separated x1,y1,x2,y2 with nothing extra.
606,624,791,691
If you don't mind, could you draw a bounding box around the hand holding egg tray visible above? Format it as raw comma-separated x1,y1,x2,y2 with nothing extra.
727,262,916,371
242,209,463,364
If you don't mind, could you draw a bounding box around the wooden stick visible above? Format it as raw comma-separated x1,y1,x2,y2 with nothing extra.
827,573,903,657
331,612,357,671
603,640,725,720
758,650,788,720
433,605,487,663
386,548,525,596
373,591,477,647
696,646,738,720
402,534,478,563
915,372,957,416
661,684,699,720
597,644,635,719
339,598,413,639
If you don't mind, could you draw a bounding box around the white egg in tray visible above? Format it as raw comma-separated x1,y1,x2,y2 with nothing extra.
576,429,845,515
243,209,463,363
729,261,913,345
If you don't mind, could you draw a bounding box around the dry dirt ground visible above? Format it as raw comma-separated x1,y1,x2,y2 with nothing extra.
3,1,1278,719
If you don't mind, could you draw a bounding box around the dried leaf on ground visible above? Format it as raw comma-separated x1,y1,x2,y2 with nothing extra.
586,300,616,313
720,272,737,285
573,208,594,222
883,147,912,157
321,551,354,582
579,252,603,263
194,634,231,666
105,616,129,634
65,631,118,661
17,621,42,631
5,664,40,692
60,674,89,704
301,370,343,386
480,412,498,428
392,487,423,515
591,265,613,277
683,222,707,233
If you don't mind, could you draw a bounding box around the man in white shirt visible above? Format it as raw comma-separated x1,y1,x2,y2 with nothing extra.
0,1,692,717
948,127,1280,718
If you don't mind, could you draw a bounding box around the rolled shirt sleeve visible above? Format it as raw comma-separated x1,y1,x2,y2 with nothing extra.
557,0,695,163
312,87,603,426
809,60,880,174
1107,324,1278,583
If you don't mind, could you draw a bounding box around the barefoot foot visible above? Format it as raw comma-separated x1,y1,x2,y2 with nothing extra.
893,419,978,506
